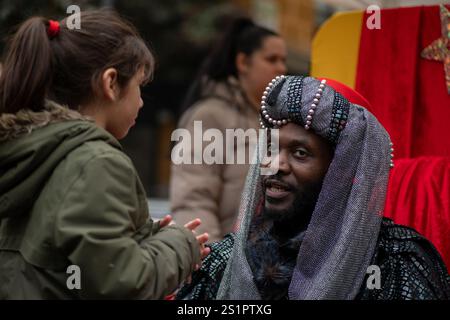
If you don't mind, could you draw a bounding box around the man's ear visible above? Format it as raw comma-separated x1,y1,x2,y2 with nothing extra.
235,52,250,75
101,68,120,101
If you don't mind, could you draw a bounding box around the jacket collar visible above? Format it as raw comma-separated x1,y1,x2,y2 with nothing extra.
201,76,258,117
0,101,92,142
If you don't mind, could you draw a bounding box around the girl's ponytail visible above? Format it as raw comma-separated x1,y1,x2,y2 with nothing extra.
0,17,54,113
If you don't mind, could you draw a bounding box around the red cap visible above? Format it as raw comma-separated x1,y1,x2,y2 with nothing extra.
318,77,372,109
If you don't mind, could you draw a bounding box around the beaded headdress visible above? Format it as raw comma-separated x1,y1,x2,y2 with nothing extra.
259,75,394,167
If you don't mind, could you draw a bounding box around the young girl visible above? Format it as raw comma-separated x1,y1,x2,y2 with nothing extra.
0,10,208,299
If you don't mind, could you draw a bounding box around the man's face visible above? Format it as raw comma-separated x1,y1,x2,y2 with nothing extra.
262,123,334,228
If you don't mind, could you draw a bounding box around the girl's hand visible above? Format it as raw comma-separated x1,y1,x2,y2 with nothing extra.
158,214,173,228
184,219,211,260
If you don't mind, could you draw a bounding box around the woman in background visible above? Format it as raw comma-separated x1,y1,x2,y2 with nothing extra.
170,17,287,242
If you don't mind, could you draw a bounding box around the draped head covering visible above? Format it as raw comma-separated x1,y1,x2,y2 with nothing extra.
217,75,394,300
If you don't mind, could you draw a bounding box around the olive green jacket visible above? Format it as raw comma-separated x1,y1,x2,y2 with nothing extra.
0,102,200,299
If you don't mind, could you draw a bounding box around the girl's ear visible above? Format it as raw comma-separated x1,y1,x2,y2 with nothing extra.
235,52,250,75
101,68,119,101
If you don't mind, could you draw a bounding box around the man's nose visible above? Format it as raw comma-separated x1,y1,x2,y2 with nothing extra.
272,149,290,174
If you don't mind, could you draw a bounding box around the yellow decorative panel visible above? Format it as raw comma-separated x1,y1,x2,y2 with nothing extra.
311,10,363,88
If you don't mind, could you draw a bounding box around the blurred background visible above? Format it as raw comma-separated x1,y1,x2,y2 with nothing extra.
0,0,447,205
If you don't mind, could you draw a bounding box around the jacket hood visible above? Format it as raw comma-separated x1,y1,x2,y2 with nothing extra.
0,101,120,219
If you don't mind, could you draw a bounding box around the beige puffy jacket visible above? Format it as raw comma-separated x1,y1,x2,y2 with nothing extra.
170,77,259,242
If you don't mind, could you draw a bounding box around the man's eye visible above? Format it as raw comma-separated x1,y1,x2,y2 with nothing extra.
293,149,308,158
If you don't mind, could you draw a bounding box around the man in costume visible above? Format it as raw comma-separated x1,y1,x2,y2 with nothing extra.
176,75,450,300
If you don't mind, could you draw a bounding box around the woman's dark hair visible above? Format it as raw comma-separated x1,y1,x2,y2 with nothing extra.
181,17,278,112
0,10,154,114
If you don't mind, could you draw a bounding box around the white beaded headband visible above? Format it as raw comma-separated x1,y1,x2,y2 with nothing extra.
260,75,289,129
260,76,326,130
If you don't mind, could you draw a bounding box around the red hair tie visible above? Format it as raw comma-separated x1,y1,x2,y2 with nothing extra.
47,20,60,38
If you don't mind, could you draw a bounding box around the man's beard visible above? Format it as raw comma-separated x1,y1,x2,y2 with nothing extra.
263,179,323,239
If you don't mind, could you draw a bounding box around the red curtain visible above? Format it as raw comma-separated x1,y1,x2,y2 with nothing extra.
355,6,450,269
384,157,450,269
356,5,450,158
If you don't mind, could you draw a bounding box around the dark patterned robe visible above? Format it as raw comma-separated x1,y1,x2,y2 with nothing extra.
177,218,450,300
